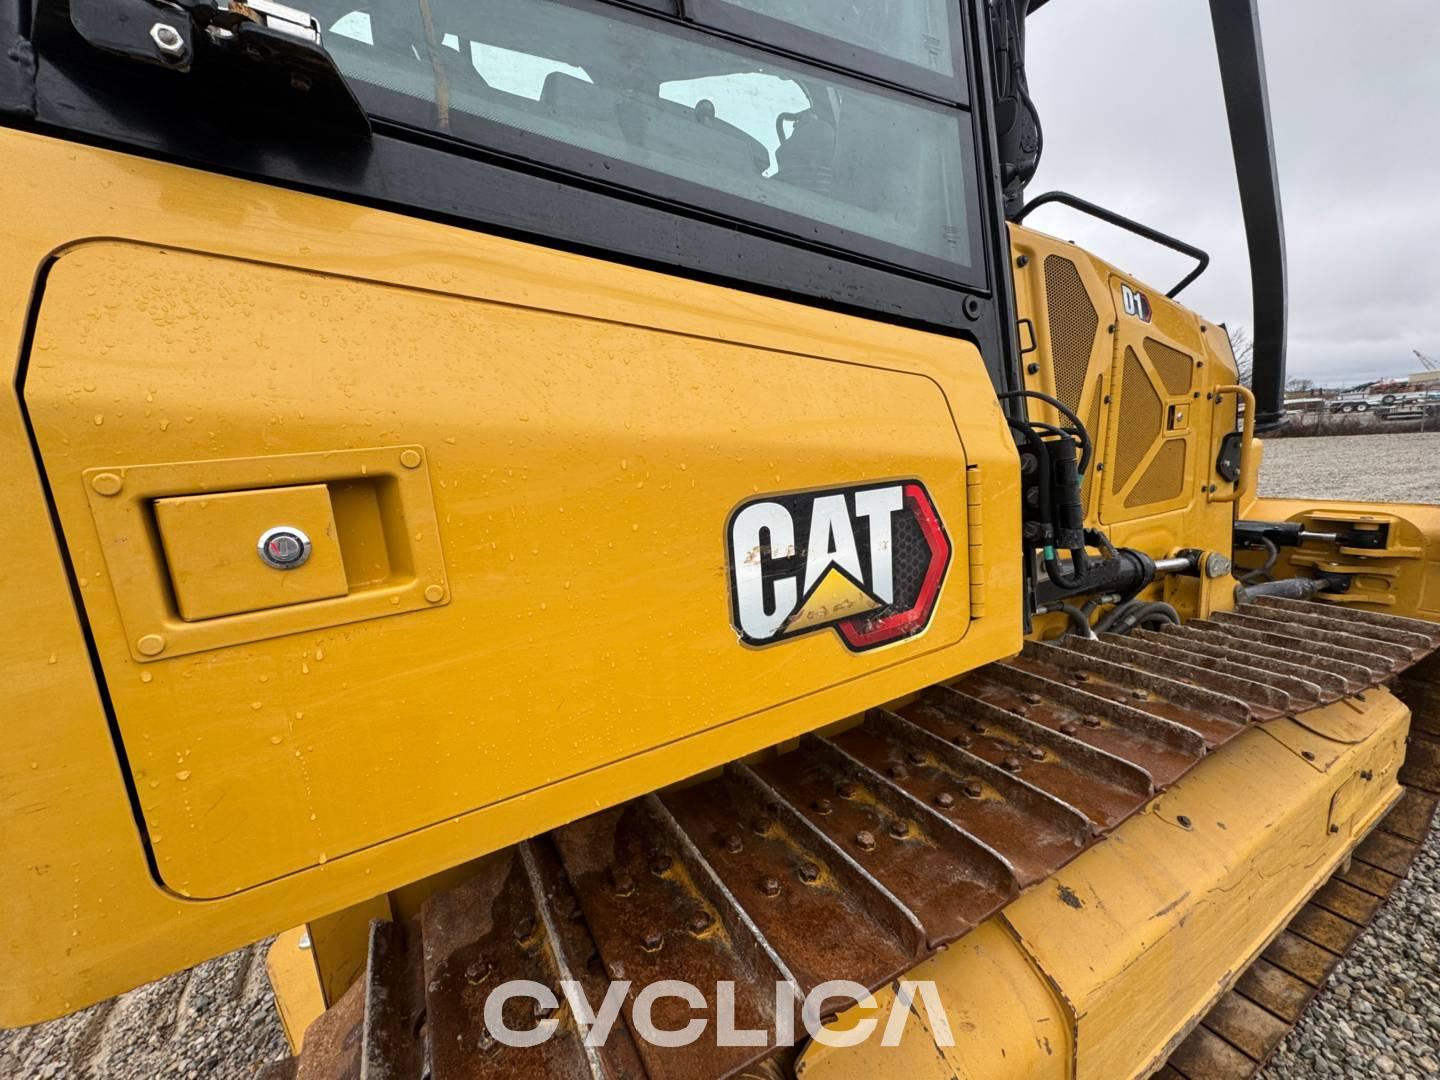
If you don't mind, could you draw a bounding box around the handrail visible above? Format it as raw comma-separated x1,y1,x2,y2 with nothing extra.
1014,190,1210,299
1209,384,1256,505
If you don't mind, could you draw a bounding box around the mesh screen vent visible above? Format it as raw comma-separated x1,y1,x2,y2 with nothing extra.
1114,347,1162,492
1125,439,1187,507
1144,338,1195,395
1081,374,1103,519
1043,255,1098,415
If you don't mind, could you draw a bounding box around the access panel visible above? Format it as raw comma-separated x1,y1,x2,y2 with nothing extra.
25,241,981,898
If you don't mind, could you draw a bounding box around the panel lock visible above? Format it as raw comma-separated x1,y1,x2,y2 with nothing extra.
257,526,312,570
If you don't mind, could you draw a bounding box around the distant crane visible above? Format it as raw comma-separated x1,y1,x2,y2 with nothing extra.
1416,349,1438,372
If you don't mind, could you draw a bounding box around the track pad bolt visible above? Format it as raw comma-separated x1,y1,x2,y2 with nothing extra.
1023,692,1044,705
1059,722,1079,735
935,792,956,809
514,916,537,942
906,750,927,766
723,834,744,854
752,816,774,835
689,911,713,934
640,929,664,952
650,855,673,876
1130,688,1149,701
813,798,834,816
1027,747,1046,761
1083,715,1103,728
888,820,910,839
464,957,492,984
760,876,782,897
962,780,984,798
889,764,908,780
855,830,877,852
1002,755,1022,771
612,870,636,896
837,781,858,799
798,862,820,883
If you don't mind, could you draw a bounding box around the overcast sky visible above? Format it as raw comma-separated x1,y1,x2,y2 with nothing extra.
1023,0,1440,387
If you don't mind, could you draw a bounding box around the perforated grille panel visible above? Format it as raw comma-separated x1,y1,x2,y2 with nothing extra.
1125,439,1187,507
1043,255,1098,414
1081,374,1103,518
1113,347,1162,492
1144,338,1195,395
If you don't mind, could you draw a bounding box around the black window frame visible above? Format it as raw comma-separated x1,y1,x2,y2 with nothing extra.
683,0,969,105
328,0,986,289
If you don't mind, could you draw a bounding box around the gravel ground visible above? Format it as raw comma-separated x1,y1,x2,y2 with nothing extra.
0,941,287,1078
2,431,1437,1079
1255,431,1440,1079
1260,431,1440,504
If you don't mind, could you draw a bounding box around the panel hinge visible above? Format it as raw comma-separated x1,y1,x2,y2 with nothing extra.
966,465,985,617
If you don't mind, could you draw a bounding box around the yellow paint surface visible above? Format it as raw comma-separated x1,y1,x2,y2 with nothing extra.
0,129,1021,1023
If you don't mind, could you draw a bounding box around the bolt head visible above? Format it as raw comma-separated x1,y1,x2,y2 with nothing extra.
149,22,186,57
514,916,536,941
689,911,713,934
760,876,781,897
640,929,664,951
1023,692,1043,706
888,819,909,839
1026,746,1046,761
813,798,833,816
1059,722,1079,736
137,634,166,657
907,750,926,766
935,791,956,809
612,870,636,896
836,781,857,799
855,830,877,852
400,449,423,469
1083,714,1103,728
888,764,908,781
91,472,123,496
723,833,743,854
650,855,673,876
798,862,820,883
963,780,984,798
752,816,773,835
1002,755,1022,772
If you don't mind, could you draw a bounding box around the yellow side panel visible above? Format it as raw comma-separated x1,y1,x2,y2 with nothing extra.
28,241,983,897
0,130,1022,1022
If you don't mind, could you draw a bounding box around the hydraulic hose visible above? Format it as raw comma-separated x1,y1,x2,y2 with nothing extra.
1095,600,1180,636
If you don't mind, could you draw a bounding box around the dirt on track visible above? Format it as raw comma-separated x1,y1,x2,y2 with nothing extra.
3,432,1438,1079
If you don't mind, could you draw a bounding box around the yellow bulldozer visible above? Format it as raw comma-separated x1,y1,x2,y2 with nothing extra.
2,0,1437,1077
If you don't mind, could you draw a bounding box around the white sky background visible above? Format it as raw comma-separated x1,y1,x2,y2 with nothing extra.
1024,0,1440,387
